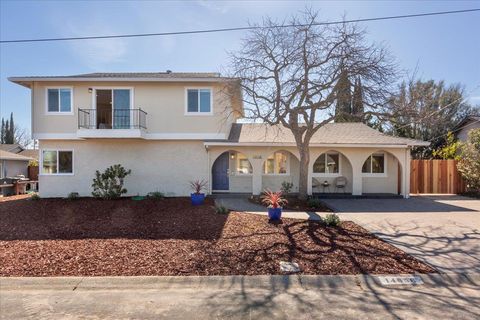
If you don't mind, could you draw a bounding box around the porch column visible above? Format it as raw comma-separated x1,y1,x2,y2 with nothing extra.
307,163,313,195
404,148,411,198
251,158,264,195
351,162,363,196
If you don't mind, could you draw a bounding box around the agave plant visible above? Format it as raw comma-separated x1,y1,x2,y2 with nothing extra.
261,189,288,208
189,179,208,195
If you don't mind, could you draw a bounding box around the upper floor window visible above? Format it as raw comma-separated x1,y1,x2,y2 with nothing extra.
186,88,211,114
264,151,289,175
313,153,340,175
47,88,72,113
42,150,73,175
362,153,385,174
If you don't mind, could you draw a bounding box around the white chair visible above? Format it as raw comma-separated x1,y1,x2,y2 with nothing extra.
334,176,347,193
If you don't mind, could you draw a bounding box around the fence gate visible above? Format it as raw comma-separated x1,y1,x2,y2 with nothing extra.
410,160,466,194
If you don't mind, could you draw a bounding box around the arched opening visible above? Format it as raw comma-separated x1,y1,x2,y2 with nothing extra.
261,150,299,192
311,150,353,194
211,151,252,192
360,150,403,196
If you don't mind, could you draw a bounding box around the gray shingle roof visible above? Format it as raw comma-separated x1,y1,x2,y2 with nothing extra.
222,123,429,146
18,149,39,160
0,150,32,161
0,144,22,152
9,72,233,87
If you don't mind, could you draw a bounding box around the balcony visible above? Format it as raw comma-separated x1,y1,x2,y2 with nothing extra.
77,108,147,139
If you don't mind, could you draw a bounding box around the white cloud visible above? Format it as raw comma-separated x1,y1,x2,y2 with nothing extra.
62,20,128,69
195,0,230,14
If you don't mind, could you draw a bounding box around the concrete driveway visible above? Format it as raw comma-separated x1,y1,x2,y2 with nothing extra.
323,195,480,274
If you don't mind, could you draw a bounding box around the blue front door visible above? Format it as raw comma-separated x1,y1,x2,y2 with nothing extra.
212,152,229,190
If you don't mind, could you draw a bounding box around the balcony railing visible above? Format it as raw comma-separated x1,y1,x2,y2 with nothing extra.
78,108,147,130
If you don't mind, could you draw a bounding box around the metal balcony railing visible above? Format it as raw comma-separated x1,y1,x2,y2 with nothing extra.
78,108,147,130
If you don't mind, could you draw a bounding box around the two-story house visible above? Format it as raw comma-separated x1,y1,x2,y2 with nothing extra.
10,72,428,198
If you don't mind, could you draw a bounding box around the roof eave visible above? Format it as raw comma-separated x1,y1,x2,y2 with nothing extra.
204,142,420,148
8,76,236,85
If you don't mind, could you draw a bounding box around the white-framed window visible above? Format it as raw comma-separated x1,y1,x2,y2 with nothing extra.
313,152,340,175
234,152,252,175
41,150,74,175
263,151,289,175
46,87,73,113
362,153,386,176
185,88,212,114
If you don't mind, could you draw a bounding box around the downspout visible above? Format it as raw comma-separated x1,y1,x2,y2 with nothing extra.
404,147,409,198
205,145,211,195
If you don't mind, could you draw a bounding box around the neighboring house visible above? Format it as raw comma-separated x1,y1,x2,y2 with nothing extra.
0,144,24,154
18,149,39,160
0,144,39,160
455,116,480,142
0,150,32,178
9,72,428,198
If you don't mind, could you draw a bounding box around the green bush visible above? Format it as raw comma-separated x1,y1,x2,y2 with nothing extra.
307,198,321,208
67,192,79,200
215,205,229,215
30,193,40,201
323,213,341,227
281,181,294,194
148,191,165,199
91,164,131,200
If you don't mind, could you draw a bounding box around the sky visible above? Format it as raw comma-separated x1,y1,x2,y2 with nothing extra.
1,0,479,131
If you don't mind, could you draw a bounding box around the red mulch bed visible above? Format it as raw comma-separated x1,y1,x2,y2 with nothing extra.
0,195,433,276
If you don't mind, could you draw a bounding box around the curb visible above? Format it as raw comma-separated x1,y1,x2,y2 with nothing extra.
1,273,479,292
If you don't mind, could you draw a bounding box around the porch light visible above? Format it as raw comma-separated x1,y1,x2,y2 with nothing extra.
230,153,235,159
88,88,93,93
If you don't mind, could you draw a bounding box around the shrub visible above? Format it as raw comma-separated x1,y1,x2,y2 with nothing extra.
307,198,321,208
189,179,208,194
148,191,164,199
457,128,480,192
261,189,287,208
324,213,341,227
30,193,40,201
281,181,294,194
28,159,39,167
91,164,131,199
67,192,79,200
215,205,229,215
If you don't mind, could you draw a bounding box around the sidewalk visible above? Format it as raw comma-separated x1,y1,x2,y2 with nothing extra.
1,274,479,319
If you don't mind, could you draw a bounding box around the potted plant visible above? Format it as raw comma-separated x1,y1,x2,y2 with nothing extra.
190,179,208,205
261,189,288,221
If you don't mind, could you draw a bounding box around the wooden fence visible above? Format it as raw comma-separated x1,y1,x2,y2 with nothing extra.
410,160,466,194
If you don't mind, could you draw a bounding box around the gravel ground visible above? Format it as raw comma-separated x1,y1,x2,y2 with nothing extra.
0,195,433,276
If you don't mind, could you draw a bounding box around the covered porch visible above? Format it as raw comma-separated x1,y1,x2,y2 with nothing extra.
206,145,411,198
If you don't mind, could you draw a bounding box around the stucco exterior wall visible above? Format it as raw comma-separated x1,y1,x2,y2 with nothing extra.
31,81,237,138
38,139,208,198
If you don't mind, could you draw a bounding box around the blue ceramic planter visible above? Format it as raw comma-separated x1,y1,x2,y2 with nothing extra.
268,207,282,220
191,193,205,206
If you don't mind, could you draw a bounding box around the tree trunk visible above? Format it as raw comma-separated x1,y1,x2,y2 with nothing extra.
297,143,310,200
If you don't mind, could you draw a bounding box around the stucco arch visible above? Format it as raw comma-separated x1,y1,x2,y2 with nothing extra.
210,149,254,193
360,149,405,196
260,149,300,193
310,149,354,194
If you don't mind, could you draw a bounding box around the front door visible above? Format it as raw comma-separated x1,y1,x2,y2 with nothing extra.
212,152,229,191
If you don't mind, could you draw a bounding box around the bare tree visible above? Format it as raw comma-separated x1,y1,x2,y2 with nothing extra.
14,126,34,148
229,10,396,199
